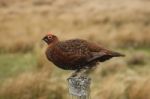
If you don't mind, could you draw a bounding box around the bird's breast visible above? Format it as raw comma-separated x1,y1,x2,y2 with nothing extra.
46,47,74,69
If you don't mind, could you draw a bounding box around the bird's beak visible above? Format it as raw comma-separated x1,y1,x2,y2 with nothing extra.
42,36,50,44
42,36,48,42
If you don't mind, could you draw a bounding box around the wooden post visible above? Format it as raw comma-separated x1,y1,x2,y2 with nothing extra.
67,76,91,99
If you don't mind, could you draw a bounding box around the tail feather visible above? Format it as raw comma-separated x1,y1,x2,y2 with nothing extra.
110,51,125,57
97,51,125,62
87,51,125,63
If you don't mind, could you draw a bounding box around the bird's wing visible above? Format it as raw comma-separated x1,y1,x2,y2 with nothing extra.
56,39,90,54
87,52,112,62
53,39,92,66
86,42,125,62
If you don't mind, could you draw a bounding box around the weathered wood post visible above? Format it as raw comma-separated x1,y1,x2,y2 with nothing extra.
67,75,91,99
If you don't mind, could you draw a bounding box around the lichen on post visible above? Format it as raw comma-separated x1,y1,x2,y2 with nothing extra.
67,75,91,99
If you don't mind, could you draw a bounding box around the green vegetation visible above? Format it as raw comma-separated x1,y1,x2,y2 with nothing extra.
0,53,36,81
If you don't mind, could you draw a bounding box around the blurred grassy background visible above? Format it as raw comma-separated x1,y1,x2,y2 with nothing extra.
0,0,150,99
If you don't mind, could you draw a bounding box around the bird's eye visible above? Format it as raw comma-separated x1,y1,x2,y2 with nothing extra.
48,36,52,39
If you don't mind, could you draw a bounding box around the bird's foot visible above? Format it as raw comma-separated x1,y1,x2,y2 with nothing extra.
69,69,81,78
70,73,78,78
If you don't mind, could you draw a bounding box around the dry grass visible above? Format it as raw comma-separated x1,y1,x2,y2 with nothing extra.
0,0,150,52
91,74,150,99
127,78,150,99
127,52,148,66
0,71,67,99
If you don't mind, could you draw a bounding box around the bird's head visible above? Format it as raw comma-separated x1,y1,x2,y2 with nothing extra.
42,33,58,45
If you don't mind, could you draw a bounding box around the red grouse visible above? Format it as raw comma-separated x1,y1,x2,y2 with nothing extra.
43,33,125,76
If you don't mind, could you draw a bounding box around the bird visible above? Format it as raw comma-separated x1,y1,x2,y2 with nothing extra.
42,33,125,77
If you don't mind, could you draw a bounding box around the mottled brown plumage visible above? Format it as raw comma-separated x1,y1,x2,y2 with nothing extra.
43,33,125,76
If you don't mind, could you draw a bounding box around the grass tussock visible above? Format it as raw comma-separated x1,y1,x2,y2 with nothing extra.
127,52,148,66
92,74,150,99
0,72,67,99
126,77,150,99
